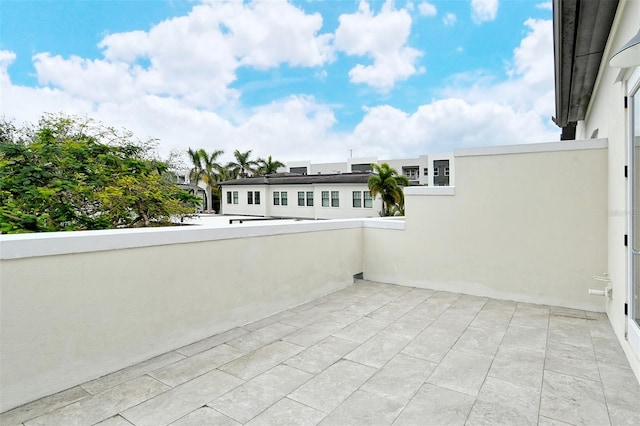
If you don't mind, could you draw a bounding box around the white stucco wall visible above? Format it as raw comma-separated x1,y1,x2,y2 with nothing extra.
574,0,640,383
0,221,363,412
220,183,383,219
364,140,609,312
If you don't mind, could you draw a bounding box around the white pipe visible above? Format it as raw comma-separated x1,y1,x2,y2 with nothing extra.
589,289,606,296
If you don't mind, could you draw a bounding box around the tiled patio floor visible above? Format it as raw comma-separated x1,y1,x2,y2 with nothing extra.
3,280,640,426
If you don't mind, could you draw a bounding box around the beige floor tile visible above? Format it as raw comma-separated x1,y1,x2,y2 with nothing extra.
0,386,90,426
466,376,540,425
208,365,312,423
488,347,545,388
25,376,169,426
219,340,305,380
319,390,404,426
401,326,462,363
150,344,246,387
539,370,610,426
288,359,376,413
545,340,600,381
93,415,135,425
598,363,640,415
344,330,412,368
81,351,186,394
427,349,493,396
392,384,475,426
453,325,506,356
244,398,326,426
170,407,240,426
332,316,391,343
361,353,436,404
285,336,359,374
176,327,249,356
281,317,348,347
120,370,243,426
227,322,298,351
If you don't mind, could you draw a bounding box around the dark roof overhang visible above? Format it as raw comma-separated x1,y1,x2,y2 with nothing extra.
219,173,373,186
553,0,619,139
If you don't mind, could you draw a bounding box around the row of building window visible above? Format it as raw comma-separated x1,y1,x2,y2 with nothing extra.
226,190,373,208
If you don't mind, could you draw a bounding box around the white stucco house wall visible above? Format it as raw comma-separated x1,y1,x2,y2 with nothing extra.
551,0,640,380
286,154,454,187
219,173,384,219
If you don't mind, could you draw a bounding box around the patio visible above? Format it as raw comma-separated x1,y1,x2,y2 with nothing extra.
2,280,639,426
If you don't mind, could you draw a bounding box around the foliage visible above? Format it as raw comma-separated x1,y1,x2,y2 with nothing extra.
0,115,199,233
227,149,259,178
367,163,409,217
256,155,285,176
187,147,224,212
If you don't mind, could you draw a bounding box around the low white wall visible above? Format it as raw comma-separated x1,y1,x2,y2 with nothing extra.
364,140,609,311
0,221,363,412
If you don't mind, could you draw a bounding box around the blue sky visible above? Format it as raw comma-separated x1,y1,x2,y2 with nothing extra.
1,0,557,163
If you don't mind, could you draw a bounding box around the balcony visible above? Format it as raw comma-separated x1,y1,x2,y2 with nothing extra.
1,139,639,424
2,279,638,425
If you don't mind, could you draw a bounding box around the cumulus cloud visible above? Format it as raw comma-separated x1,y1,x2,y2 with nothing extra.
471,0,499,24
418,2,437,17
349,98,555,158
334,0,422,91
0,4,558,164
32,0,333,110
536,2,552,10
443,13,457,26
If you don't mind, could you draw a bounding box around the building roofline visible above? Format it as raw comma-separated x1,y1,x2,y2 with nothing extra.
219,173,373,186
552,0,619,138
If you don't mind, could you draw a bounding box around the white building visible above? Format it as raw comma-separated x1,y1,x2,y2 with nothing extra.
552,0,640,378
286,153,454,187
219,173,383,219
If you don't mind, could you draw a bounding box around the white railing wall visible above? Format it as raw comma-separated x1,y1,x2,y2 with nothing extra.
0,221,363,412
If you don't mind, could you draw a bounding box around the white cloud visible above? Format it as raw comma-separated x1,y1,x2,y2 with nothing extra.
349,98,556,158
418,2,437,17
0,10,558,164
471,0,499,24
536,2,552,10
30,0,333,110
443,13,457,26
334,0,422,92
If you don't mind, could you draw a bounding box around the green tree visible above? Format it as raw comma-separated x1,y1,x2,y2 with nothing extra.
187,148,225,212
257,155,285,176
0,115,198,233
367,163,409,217
228,149,259,178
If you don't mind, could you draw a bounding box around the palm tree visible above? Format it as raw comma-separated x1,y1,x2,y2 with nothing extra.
187,147,205,211
188,148,224,212
200,148,224,213
257,155,285,176
228,149,259,178
368,163,410,217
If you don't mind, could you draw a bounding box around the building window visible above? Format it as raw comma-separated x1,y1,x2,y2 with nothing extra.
226,191,232,204
445,167,450,177
306,191,314,206
247,191,253,204
233,191,238,204
254,191,260,205
352,191,362,208
403,167,419,180
331,191,339,207
298,191,305,206
281,191,288,206
424,168,428,176
364,191,372,208
273,191,280,205
433,168,439,177
322,191,329,207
